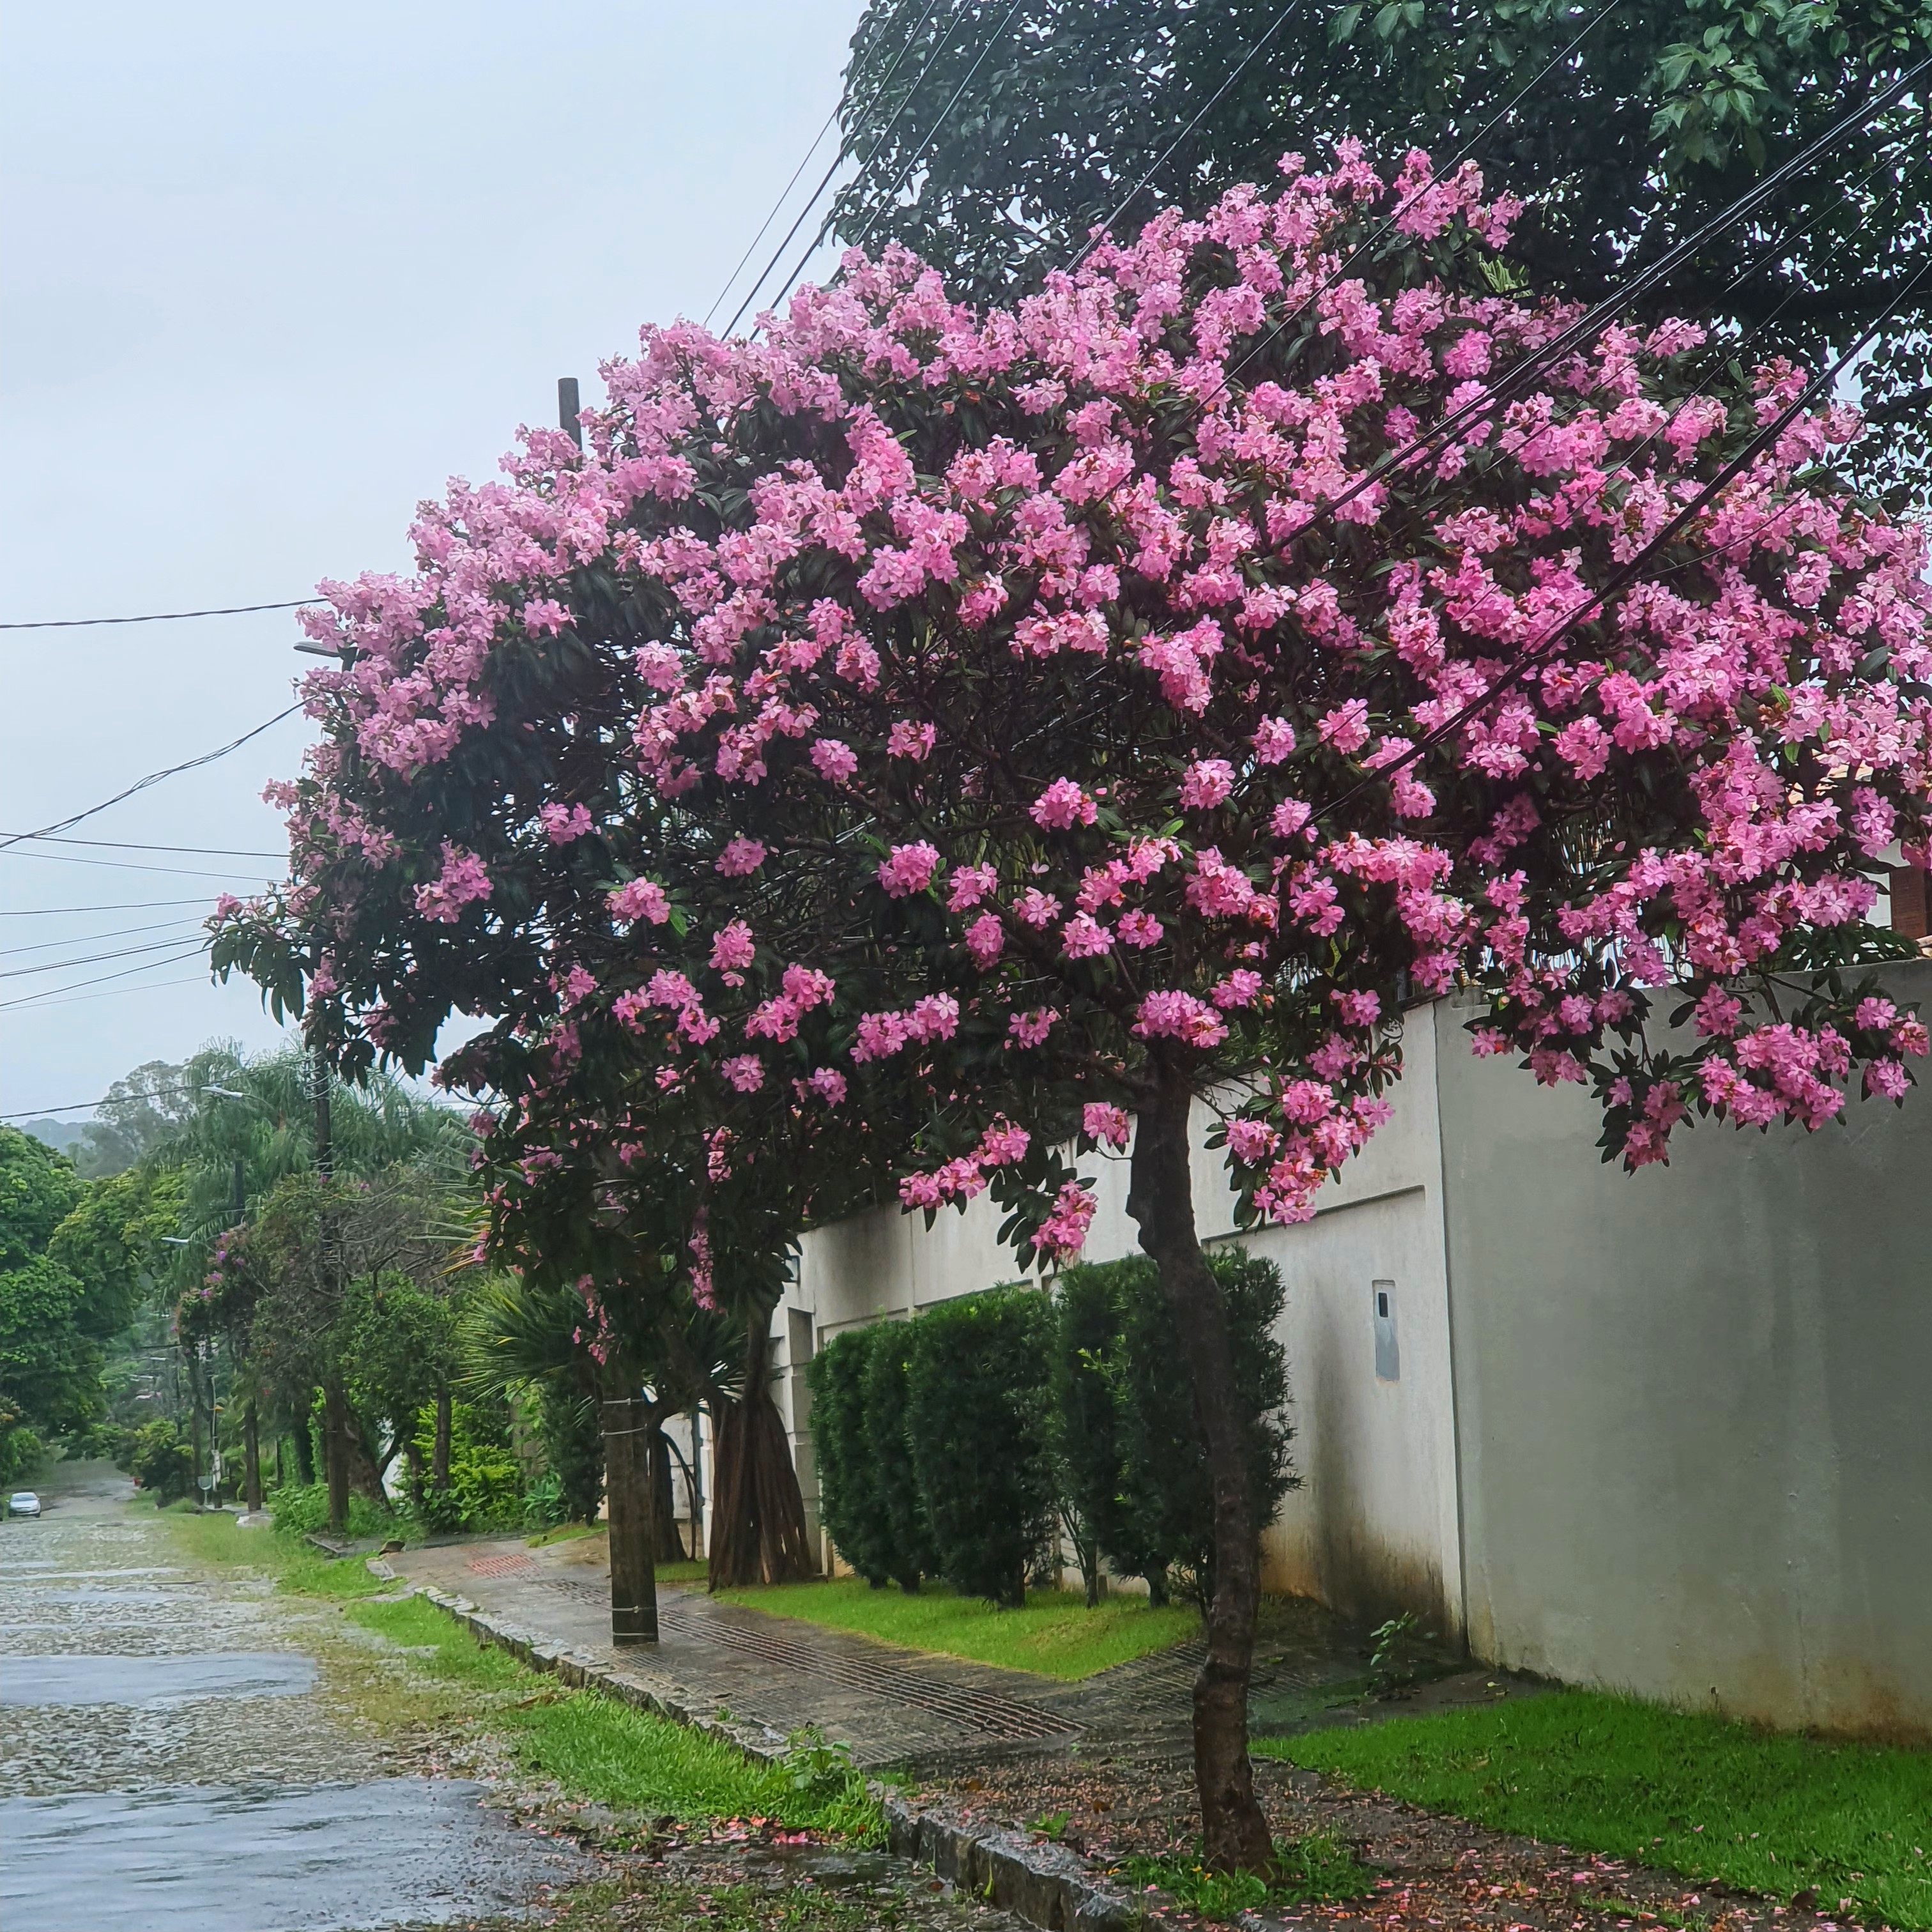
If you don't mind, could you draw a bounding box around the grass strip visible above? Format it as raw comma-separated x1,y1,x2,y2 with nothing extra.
151,1503,391,1599
1260,1690,1932,1929
712,1575,1195,1681
349,1597,882,1839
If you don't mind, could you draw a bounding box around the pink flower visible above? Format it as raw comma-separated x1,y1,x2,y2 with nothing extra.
1133,990,1229,1048
1032,1181,1097,1261
1211,969,1263,1008
964,912,1004,967
716,836,767,875
811,738,859,783
1061,913,1113,958
1332,990,1381,1027
1226,1118,1280,1164
608,877,671,925
887,719,937,761
1271,799,1314,839
721,1054,765,1092
878,841,941,897
1083,1102,1130,1149
976,1118,1032,1166
540,802,593,843
807,1068,848,1104
1254,717,1296,765
415,843,493,923
948,863,999,910
1016,888,1062,928
1008,1008,1056,1047
909,993,960,1041
1855,997,1897,1032
1119,908,1164,948
1179,758,1237,811
1318,700,1372,755
710,921,756,972
1030,777,1098,830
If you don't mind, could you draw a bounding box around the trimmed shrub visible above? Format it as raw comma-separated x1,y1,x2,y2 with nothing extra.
905,1285,1054,1607
862,1320,935,1590
808,1325,893,1588
1054,1246,1296,1608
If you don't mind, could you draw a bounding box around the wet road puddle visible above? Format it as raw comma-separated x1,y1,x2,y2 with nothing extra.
0,1779,590,1931
1,1652,318,1706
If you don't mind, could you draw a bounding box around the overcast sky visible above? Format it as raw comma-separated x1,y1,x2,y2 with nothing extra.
1,0,866,1125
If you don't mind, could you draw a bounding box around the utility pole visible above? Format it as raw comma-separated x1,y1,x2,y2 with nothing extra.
310,1046,348,1536
558,376,583,451
232,1158,263,1515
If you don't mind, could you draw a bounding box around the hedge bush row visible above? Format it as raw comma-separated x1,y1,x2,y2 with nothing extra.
808,1248,1295,1610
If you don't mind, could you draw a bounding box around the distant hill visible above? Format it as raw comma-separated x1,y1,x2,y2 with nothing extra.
20,1117,88,1156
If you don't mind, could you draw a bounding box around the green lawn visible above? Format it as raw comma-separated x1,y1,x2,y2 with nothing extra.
348,1598,879,1836
1261,1690,1932,1929
712,1575,1196,1680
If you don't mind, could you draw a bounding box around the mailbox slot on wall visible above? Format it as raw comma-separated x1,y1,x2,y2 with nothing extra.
1372,1280,1399,1381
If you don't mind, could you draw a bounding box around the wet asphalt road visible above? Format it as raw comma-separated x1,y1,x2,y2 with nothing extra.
0,1464,585,1930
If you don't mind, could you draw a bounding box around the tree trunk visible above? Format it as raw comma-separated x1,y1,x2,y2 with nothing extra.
1125,1069,1274,1876
431,1388,452,1491
291,1399,315,1485
601,1365,659,1646
243,1399,263,1514
322,1379,351,1537
707,1309,816,1588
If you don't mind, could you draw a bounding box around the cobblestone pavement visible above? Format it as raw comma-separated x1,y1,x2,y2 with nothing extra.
393,1535,1491,1772
0,1464,590,1929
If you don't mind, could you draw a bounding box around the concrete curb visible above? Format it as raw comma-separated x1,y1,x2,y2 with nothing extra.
414,1584,1138,1931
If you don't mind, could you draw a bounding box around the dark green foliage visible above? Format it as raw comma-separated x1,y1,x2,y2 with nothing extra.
808,1325,895,1587
126,1417,196,1506
1053,1247,1296,1608
1047,1264,1119,1605
534,1381,605,1524
904,1286,1055,1607
862,1319,936,1590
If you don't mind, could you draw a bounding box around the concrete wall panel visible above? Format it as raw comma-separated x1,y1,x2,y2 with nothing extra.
1435,967,1932,1736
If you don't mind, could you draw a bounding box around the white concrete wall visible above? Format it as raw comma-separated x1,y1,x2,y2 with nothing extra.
781,1043,1465,1634
1434,965,1932,1737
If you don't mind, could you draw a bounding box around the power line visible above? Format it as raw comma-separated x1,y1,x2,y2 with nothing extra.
0,897,217,917
1066,0,1315,273
0,599,321,631
0,832,286,859
0,703,305,855
704,105,846,330
1,1077,217,1119
0,946,211,1013
2,850,279,882
0,971,212,1020
724,0,962,338
0,933,215,981
0,918,204,960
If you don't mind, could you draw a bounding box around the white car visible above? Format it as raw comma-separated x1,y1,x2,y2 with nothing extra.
7,1492,41,1519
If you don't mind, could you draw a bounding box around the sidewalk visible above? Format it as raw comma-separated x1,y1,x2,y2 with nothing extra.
392,1535,1491,1772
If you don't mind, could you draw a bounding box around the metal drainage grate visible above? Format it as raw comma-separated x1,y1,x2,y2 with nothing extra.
467,1552,540,1579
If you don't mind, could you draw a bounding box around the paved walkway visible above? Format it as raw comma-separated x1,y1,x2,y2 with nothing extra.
392,1535,1464,1771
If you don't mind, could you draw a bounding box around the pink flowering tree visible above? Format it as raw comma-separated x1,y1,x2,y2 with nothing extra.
218,143,1932,1869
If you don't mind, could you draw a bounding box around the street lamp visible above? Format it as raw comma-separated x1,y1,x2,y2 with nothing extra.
202,1084,247,1100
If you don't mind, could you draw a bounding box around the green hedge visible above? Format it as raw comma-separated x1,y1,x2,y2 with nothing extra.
906,1285,1055,1607
862,1319,936,1590
812,1246,1295,1611
1057,1248,1296,1607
